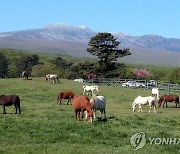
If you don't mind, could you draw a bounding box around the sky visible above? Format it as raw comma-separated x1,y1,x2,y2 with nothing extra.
0,0,180,38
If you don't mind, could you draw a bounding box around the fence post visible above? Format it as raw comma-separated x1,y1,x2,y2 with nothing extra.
146,80,148,89
168,84,170,94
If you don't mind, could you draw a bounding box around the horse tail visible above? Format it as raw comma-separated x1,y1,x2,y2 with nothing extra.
15,95,21,114
177,97,180,106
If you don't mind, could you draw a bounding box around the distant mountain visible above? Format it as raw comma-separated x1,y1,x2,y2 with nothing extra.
0,23,180,66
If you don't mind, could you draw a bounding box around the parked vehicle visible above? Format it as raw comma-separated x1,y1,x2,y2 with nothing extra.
146,80,156,86
73,79,85,82
122,81,145,88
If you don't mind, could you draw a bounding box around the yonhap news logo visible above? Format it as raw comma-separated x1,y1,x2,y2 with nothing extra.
130,132,146,150
130,132,180,150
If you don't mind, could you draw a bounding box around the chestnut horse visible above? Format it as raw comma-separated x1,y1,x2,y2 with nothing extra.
57,92,75,105
158,94,179,108
0,95,21,114
72,95,93,122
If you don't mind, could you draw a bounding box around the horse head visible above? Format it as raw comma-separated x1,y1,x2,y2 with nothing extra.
94,86,99,91
85,99,93,123
158,96,164,107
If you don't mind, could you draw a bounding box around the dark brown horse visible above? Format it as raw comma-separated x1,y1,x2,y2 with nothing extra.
72,95,93,122
158,94,179,108
57,92,75,105
0,95,21,114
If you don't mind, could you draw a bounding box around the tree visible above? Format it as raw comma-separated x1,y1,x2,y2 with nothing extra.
0,52,8,78
168,68,180,83
133,68,150,79
86,33,131,74
14,54,40,75
52,56,72,69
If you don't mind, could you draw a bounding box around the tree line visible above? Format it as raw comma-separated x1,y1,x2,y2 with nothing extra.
0,32,179,83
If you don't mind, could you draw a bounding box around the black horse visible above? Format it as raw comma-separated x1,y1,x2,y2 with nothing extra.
0,95,21,114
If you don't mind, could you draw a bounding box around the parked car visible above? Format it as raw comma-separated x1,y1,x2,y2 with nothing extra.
73,79,85,82
122,81,145,88
146,80,156,86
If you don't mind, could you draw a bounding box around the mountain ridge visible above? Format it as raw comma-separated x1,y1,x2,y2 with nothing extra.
0,23,179,66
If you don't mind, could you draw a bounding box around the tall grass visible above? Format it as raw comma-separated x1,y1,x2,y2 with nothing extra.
0,78,179,153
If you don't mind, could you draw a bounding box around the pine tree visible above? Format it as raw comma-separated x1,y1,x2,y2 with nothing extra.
86,32,131,74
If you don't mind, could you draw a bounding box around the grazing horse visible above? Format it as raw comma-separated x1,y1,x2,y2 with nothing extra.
83,85,99,96
0,95,21,114
89,94,106,119
132,96,156,113
152,88,160,100
45,74,59,83
158,94,179,108
57,92,75,105
22,71,28,80
72,95,93,122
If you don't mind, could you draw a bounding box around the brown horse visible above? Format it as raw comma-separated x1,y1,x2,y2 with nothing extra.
72,95,93,122
0,95,21,114
158,94,179,108
57,92,75,105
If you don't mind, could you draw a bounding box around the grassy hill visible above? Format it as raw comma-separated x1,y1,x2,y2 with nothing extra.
0,78,179,153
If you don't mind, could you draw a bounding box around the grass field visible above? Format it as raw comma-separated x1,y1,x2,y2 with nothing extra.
0,78,179,154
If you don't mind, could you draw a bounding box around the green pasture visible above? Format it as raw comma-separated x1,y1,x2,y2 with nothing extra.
0,78,179,154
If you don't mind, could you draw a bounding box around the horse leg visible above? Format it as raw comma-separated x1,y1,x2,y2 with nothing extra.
93,110,96,120
138,105,140,112
138,105,141,112
14,104,18,114
3,105,6,114
166,101,168,108
57,98,60,104
149,106,152,113
81,109,84,121
162,101,165,107
91,90,93,96
84,111,87,119
99,110,102,119
75,111,78,121
104,109,106,119
140,105,143,112
18,104,21,114
78,111,81,121
154,104,156,113
59,99,62,105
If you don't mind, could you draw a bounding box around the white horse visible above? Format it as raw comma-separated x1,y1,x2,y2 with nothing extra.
152,88,160,100
90,95,106,119
45,74,59,83
83,85,99,96
132,96,156,113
